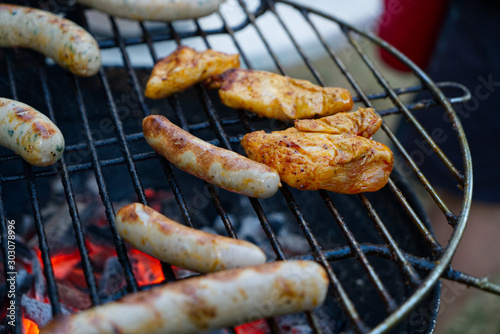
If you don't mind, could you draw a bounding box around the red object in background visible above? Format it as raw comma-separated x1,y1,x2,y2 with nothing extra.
377,0,451,71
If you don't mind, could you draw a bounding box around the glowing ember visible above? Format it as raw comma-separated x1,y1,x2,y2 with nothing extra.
23,317,39,334
34,238,165,289
48,249,82,281
129,249,165,286
235,319,270,334
16,187,328,333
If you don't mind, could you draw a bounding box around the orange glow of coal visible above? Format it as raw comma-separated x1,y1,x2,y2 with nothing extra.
129,249,165,286
35,241,116,280
23,318,39,334
35,247,85,285
49,249,82,281
35,239,165,289
235,319,270,334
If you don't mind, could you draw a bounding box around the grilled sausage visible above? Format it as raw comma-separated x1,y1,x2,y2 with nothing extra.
41,261,328,334
76,0,224,22
145,46,240,99
116,203,266,272
143,115,280,199
294,107,382,138
0,98,64,166
214,69,353,121
0,4,101,76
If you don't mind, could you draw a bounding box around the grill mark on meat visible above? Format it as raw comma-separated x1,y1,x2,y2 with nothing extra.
117,205,140,224
31,121,57,139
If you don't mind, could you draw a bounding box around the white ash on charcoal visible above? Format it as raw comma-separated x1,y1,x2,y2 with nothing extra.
208,197,311,259
0,268,69,331
277,313,318,334
0,241,46,300
21,294,71,328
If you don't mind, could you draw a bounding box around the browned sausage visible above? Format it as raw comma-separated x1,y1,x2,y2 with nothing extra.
41,261,329,334
143,115,281,198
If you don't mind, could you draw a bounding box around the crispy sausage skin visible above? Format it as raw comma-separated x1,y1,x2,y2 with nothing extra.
77,0,224,22
0,4,101,76
294,107,382,138
214,69,353,121
143,115,280,199
145,46,240,99
0,98,64,166
41,261,328,334
241,129,393,194
116,203,266,273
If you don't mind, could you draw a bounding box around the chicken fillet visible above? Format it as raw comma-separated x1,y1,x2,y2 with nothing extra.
145,46,240,99
294,107,382,138
215,69,353,120
241,129,393,194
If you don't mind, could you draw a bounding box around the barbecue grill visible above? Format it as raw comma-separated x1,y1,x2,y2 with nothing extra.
1,0,500,333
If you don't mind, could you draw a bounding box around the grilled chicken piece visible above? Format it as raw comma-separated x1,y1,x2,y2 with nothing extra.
241,129,393,194
294,107,382,138
145,46,240,99
213,69,353,121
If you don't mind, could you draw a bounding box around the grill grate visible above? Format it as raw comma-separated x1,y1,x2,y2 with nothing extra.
1,0,499,333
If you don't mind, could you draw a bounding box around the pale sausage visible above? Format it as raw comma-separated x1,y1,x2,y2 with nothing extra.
0,4,101,76
116,203,266,273
0,98,64,166
77,0,224,22
41,261,329,334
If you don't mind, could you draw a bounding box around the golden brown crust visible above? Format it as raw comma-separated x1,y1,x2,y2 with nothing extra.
241,130,393,194
143,115,272,174
145,46,240,99
13,105,37,121
31,120,57,139
142,115,280,198
216,69,353,120
294,107,382,138
203,74,224,90
116,203,140,225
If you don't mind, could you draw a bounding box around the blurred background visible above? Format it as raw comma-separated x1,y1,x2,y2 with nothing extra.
373,1,500,333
